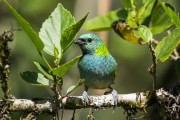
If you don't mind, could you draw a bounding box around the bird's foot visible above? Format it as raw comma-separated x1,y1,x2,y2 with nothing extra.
104,88,119,106
111,89,119,106
82,91,90,105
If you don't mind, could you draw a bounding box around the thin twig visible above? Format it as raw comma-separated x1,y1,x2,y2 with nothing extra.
170,49,179,60
51,76,61,120
71,110,76,120
87,108,95,120
148,41,157,91
0,30,13,99
0,30,15,120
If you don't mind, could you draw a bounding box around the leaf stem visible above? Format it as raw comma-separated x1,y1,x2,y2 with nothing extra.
39,52,52,69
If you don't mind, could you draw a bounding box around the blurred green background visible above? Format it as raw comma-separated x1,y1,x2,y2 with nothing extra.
0,0,180,119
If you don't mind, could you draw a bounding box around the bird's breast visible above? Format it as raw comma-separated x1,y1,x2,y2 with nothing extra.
78,54,117,89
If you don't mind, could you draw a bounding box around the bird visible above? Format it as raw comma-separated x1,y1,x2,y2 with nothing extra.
74,33,118,106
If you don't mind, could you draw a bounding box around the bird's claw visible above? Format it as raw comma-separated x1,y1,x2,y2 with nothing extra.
82,91,90,105
111,89,119,106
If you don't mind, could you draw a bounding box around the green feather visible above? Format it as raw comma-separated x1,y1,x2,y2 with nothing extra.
94,44,109,55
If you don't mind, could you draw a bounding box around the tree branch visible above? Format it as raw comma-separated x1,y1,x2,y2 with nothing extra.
0,85,178,110
0,85,179,119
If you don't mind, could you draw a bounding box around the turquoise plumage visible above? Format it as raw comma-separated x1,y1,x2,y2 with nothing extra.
79,54,116,89
74,33,118,105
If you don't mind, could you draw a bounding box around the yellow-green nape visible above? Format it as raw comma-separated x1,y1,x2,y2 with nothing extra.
94,44,109,55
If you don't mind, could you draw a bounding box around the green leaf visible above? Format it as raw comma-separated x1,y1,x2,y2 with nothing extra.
20,71,49,86
84,9,128,31
33,62,53,80
66,79,85,95
39,3,75,58
155,28,180,62
127,12,138,28
137,0,155,24
158,0,180,28
137,25,152,42
126,0,155,28
2,0,44,52
122,0,132,9
61,14,88,52
51,55,81,78
151,3,173,34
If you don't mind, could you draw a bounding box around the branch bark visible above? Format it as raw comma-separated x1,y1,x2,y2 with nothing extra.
0,86,178,111
0,85,179,119
1,92,144,112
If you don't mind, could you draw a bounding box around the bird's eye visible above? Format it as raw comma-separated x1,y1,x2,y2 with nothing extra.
87,38,92,43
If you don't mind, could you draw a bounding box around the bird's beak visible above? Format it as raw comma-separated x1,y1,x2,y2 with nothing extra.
74,39,85,45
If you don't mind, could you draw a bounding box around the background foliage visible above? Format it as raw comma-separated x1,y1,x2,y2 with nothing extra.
0,0,180,119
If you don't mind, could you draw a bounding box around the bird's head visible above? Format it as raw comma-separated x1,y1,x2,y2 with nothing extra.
74,33,103,55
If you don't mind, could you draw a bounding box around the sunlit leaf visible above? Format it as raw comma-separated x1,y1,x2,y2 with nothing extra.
66,79,85,95
126,11,138,28
2,0,44,52
138,25,152,42
61,14,88,52
33,62,53,80
85,9,128,31
51,55,81,78
158,0,180,27
20,71,49,86
151,3,173,34
137,0,155,24
39,3,75,58
155,28,180,62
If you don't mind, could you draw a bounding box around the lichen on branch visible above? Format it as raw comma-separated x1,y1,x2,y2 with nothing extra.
0,85,178,119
